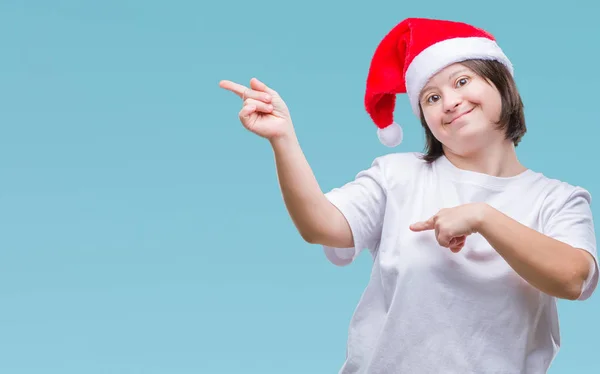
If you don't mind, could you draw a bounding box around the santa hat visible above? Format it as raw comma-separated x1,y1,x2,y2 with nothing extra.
364,17,514,147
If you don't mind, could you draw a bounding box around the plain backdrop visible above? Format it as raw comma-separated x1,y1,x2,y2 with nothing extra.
1,1,598,373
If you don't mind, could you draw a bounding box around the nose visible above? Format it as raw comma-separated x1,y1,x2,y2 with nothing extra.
443,91,462,112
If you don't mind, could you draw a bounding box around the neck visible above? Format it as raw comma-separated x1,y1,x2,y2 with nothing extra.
443,140,526,177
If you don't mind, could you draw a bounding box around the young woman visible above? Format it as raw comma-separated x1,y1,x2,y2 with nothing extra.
219,17,598,373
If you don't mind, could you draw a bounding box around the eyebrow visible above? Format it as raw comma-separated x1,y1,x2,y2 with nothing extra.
419,68,470,101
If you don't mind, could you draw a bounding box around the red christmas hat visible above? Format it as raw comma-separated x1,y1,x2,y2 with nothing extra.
364,18,513,147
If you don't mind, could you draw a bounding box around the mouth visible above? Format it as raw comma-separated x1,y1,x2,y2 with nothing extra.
447,107,474,125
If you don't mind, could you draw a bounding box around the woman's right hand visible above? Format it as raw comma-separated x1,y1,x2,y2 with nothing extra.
220,77,354,249
219,78,294,141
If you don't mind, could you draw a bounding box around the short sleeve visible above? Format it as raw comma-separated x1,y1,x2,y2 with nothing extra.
543,186,598,300
322,157,388,266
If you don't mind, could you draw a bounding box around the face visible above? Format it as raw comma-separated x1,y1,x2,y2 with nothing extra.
418,62,504,156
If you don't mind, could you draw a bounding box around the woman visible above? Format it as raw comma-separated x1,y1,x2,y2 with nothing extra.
219,18,598,373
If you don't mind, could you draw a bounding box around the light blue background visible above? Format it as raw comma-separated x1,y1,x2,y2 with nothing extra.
1,1,598,373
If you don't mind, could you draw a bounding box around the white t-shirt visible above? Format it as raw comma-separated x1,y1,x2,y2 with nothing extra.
323,152,598,374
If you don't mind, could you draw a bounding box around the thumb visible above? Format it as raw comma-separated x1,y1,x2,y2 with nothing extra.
410,217,434,232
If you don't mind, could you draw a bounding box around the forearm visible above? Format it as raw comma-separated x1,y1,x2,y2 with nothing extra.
477,204,592,300
269,129,347,244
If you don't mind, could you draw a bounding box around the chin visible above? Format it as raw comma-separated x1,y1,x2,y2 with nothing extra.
457,118,493,138
443,131,489,155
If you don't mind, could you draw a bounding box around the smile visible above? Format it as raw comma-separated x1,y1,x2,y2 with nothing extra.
448,108,474,125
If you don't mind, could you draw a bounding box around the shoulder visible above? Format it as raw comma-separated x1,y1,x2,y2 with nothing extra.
371,151,430,177
367,151,432,191
524,171,594,228
373,151,427,166
529,171,592,206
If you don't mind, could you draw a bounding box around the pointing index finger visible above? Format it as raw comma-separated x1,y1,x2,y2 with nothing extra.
219,80,248,98
410,220,433,232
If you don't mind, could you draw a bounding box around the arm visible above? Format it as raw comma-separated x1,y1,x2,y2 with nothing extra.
477,204,595,300
269,130,353,248
219,77,353,248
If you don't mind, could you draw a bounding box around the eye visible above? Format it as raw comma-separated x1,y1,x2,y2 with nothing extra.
456,77,469,88
426,94,440,104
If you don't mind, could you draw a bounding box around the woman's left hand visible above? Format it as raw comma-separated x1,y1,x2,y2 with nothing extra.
409,203,488,252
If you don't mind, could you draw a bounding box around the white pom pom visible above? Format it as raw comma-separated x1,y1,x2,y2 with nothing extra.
377,122,403,147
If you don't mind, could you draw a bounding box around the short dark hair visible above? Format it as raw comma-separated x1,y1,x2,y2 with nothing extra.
418,59,527,163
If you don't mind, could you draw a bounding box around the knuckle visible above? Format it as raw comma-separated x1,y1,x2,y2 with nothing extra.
244,98,257,107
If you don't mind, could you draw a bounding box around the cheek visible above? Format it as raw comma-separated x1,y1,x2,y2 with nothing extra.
489,97,502,120
422,117,448,143
422,109,441,131
471,87,502,120
422,114,440,138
